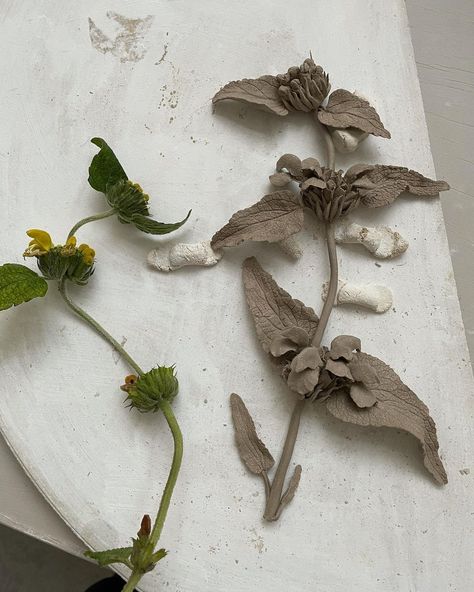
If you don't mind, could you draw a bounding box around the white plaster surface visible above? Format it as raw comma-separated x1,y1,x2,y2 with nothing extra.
0,1,473,591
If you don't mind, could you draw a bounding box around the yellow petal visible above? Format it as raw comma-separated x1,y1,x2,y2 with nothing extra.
66,236,77,247
78,244,95,265
26,229,53,251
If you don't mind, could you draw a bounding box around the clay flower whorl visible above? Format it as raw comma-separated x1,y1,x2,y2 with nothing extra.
270,154,450,223
275,58,330,112
212,55,391,152
269,327,378,406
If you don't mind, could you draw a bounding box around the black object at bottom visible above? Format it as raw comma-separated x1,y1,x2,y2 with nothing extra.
85,574,136,592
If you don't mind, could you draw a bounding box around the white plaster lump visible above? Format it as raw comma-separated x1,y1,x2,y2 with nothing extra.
147,240,223,272
147,236,302,271
322,279,393,313
335,222,408,259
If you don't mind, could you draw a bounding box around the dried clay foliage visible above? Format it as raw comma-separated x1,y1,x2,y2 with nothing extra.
212,55,449,522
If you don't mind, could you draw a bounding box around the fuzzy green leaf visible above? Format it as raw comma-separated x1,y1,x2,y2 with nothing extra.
0,264,48,311
151,548,168,563
88,138,128,193
130,210,191,235
84,546,133,568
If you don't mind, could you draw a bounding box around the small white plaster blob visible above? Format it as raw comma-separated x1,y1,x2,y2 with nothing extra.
335,222,409,259
148,240,223,272
322,279,393,313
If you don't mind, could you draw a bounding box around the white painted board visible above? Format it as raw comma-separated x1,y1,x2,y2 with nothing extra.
1,1,473,590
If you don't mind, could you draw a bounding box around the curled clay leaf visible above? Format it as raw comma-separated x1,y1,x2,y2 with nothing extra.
326,353,447,485
329,335,361,361
269,172,292,187
211,191,304,250
279,464,302,511
276,154,303,179
350,165,450,208
212,75,288,116
318,89,391,138
230,393,274,475
242,257,319,353
349,384,377,408
344,163,374,183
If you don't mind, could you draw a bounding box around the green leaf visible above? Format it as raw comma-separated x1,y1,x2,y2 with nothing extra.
88,138,128,193
151,548,168,563
130,210,192,235
0,264,48,311
84,546,133,568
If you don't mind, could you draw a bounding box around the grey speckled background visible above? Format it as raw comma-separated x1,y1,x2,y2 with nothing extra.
0,1,473,590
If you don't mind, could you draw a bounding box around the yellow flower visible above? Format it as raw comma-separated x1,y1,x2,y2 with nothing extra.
61,235,77,256
78,243,96,266
24,229,53,257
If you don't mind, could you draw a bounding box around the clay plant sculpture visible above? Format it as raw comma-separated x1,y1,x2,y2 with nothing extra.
0,139,190,591
211,56,450,521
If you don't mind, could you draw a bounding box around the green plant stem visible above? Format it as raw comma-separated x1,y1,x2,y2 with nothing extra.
122,569,143,592
121,400,183,592
58,278,143,376
67,209,116,239
149,400,183,546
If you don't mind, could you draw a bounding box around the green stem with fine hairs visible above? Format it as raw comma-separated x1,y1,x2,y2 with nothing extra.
122,401,183,592
59,277,184,591
67,208,116,240
58,278,143,375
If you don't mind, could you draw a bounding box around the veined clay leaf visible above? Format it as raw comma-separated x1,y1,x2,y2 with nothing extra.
88,137,128,193
129,210,191,235
84,546,133,568
230,393,274,475
242,257,319,353
351,165,450,208
318,89,391,138
279,464,302,511
0,264,48,311
326,352,447,485
212,75,289,116
211,191,304,250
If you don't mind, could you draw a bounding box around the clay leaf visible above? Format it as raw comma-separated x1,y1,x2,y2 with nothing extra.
350,165,450,208
212,75,289,116
242,257,319,353
279,464,302,511
317,89,391,138
230,393,274,475
326,353,447,485
211,191,304,250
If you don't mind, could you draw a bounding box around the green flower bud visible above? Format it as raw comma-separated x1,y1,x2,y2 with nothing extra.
121,366,179,413
106,179,150,223
25,231,95,286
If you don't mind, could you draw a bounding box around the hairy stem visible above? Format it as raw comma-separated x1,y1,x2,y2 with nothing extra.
263,398,305,521
261,132,339,521
311,223,338,347
58,278,143,375
149,400,183,547
122,400,183,592
314,114,336,169
67,209,116,240
122,570,143,592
